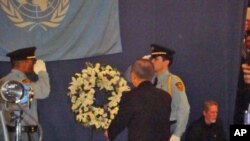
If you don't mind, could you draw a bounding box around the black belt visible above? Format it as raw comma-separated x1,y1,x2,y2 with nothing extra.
7,125,38,133
170,120,177,125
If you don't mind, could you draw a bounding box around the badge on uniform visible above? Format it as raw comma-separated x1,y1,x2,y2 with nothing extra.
175,82,185,92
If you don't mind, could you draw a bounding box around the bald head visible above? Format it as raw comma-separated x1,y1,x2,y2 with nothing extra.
131,59,155,82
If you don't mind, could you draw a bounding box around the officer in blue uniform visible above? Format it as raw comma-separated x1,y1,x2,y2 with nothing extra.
150,44,190,141
0,47,50,141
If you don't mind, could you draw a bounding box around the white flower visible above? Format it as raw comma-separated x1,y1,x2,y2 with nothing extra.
68,62,130,130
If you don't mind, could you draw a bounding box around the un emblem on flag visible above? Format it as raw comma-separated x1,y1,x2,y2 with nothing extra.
0,0,69,31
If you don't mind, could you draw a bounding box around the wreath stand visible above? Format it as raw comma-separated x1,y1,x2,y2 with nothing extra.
89,126,94,141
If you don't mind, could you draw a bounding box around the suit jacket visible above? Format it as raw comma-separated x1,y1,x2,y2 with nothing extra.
234,56,250,124
108,81,172,141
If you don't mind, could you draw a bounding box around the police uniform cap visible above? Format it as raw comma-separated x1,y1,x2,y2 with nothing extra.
150,44,175,58
6,47,36,61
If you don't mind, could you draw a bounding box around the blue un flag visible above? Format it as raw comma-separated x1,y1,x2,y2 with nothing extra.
0,0,122,61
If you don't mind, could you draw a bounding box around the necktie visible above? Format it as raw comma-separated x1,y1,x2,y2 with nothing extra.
153,76,158,86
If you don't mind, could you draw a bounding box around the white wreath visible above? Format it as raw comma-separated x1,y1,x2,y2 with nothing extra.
68,62,130,129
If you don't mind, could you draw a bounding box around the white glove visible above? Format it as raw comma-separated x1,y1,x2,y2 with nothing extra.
34,60,47,74
169,135,180,141
142,54,151,60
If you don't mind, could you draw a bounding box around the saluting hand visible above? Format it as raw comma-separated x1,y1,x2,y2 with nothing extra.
33,60,47,74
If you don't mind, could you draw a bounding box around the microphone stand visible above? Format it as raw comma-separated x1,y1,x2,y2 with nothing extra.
13,111,22,141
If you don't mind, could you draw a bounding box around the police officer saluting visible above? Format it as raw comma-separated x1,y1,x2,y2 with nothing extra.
0,47,50,141
150,44,190,141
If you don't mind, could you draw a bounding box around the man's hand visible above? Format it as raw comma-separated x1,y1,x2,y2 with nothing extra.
104,130,109,138
169,134,180,141
242,63,250,84
34,60,47,74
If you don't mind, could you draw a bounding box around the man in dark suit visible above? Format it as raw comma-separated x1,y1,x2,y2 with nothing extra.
234,33,250,124
106,59,172,141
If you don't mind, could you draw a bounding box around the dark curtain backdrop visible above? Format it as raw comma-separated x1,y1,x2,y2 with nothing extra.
0,0,248,141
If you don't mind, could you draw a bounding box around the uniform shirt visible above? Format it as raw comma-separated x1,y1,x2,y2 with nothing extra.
0,69,50,126
156,70,190,137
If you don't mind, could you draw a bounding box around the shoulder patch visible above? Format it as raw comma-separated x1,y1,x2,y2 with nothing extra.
22,79,31,84
175,81,185,92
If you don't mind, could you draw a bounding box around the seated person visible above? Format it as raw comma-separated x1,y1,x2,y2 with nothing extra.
185,100,228,141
